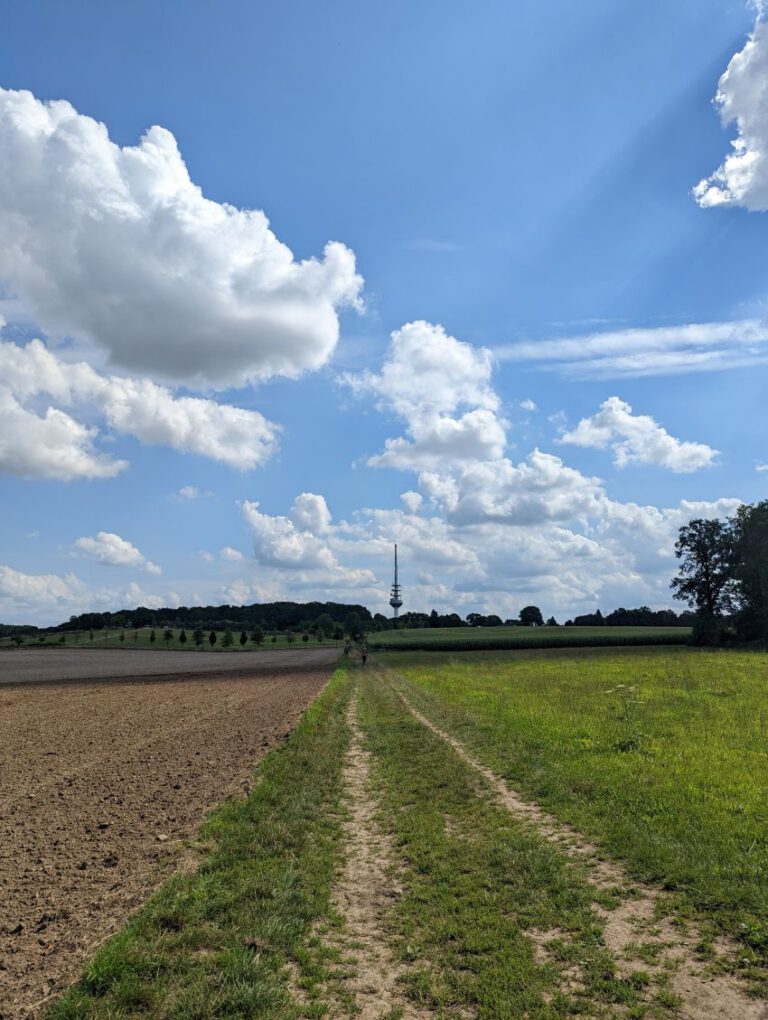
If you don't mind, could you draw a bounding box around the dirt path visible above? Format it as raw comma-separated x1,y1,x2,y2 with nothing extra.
0,660,333,1019
383,669,768,1020
315,692,431,1019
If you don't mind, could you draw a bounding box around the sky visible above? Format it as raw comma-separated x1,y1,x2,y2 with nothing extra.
1,0,768,625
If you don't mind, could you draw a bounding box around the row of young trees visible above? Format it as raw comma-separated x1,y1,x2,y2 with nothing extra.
672,501,768,643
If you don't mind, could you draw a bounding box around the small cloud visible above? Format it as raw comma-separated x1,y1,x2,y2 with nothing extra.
561,396,718,473
519,398,537,412
198,551,215,563
73,531,161,574
220,546,244,562
25,530,39,539
756,462,768,472
179,486,200,499
548,410,568,429
401,491,423,513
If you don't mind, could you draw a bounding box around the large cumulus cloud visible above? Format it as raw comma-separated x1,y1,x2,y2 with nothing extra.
0,339,279,476
694,18,768,210
0,87,363,387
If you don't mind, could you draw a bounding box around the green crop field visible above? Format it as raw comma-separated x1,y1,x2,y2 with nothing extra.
368,623,691,651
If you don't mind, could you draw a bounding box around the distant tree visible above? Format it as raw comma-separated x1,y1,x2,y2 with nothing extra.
209,630,217,647
344,612,363,640
251,627,264,645
89,630,94,641
485,614,503,627
119,631,125,642
466,613,488,627
333,625,344,641
671,518,735,619
240,630,248,646
163,628,173,644
149,629,156,644
193,626,204,647
286,630,296,644
133,631,139,642
429,609,439,628
59,633,66,644
519,606,544,627
302,632,309,643
11,634,24,647
222,628,234,648
179,629,187,644
546,616,559,627
316,612,334,637
271,634,278,644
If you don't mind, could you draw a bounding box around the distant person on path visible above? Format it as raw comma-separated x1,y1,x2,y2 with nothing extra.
361,646,368,667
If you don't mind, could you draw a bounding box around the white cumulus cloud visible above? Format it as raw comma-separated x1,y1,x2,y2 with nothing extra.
241,497,377,588
694,19,768,210
560,397,718,473
220,546,244,562
291,492,333,533
344,320,506,468
0,340,279,476
0,87,363,388
0,564,89,612
0,388,126,480
73,531,161,574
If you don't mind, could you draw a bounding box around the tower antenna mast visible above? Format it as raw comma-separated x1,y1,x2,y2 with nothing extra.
389,543,403,619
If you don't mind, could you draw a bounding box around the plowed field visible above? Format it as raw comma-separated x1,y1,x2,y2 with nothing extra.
0,647,336,1018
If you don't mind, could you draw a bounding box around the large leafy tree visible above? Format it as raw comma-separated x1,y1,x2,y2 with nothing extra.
519,605,544,627
671,518,735,619
730,501,768,639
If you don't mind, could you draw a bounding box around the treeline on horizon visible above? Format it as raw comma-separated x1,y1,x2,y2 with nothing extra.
0,600,694,639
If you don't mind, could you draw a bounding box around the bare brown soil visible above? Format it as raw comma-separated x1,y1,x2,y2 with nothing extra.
0,646,337,686
389,672,768,1020
0,648,336,1019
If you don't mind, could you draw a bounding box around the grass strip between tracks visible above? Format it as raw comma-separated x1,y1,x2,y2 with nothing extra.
357,669,678,1019
49,666,352,1020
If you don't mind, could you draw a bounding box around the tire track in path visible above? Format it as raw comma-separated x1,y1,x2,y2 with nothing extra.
317,689,432,1019
383,668,768,1020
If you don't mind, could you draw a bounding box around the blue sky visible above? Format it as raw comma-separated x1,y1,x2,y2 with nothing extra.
1,0,767,624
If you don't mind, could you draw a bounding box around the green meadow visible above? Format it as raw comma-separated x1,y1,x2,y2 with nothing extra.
381,645,768,971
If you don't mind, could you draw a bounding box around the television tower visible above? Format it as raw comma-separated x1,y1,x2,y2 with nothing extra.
389,543,403,618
